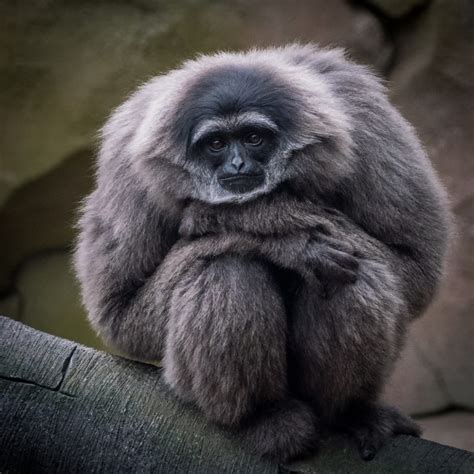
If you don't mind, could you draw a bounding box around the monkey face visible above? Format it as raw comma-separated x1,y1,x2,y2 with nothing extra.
203,132,267,194
133,57,355,205
167,65,307,204
188,111,283,200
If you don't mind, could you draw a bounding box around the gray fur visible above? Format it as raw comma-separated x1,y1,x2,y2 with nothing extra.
74,44,452,462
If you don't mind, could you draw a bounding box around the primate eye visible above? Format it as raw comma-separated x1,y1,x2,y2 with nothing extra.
208,137,226,152
244,133,263,146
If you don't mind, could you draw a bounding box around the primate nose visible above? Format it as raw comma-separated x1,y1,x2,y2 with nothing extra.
231,153,245,172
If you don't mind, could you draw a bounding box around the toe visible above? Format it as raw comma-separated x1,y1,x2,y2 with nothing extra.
360,443,377,461
354,426,386,461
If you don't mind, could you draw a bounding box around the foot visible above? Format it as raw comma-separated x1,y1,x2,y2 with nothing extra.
242,399,319,463
341,402,421,461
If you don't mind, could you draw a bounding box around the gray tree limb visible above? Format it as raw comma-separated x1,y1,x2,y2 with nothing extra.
0,316,473,473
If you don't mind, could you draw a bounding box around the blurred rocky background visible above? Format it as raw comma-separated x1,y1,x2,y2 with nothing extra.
1,0,472,451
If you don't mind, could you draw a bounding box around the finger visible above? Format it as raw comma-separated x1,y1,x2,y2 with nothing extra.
306,246,358,277
313,223,332,236
325,248,360,271
310,235,355,255
353,426,376,461
321,207,352,227
358,436,381,461
314,260,358,284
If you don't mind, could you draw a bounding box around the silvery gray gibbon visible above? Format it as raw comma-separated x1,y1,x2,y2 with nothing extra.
74,45,452,462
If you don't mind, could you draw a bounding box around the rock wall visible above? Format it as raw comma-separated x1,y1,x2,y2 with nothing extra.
1,0,472,449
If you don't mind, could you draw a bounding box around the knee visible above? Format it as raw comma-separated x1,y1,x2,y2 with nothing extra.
166,254,288,361
164,255,288,423
204,255,271,292
170,255,286,324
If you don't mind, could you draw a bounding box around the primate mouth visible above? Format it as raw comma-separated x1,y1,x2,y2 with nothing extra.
218,174,265,194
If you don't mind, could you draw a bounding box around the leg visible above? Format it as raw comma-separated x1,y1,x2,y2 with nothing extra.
339,400,421,461
164,255,318,461
289,256,419,459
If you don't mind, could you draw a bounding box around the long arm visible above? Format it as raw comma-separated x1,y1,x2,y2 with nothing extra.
178,196,393,290
300,53,453,318
339,88,452,317
74,171,313,361
74,167,181,360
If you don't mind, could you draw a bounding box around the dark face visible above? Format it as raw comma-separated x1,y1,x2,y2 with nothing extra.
170,65,304,203
190,119,279,195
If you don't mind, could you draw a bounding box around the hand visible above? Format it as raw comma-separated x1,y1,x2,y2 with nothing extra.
179,204,219,238
304,223,360,288
306,238,359,283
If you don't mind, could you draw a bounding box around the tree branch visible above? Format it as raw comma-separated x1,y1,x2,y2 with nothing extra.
0,316,472,473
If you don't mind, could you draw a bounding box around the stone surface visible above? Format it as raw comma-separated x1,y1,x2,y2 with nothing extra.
0,149,94,289
383,326,450,415
384,0,474,414
233,0,393,72
0,292,20,321
14,251,104,350
417,411,474,452
365,0,429,17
